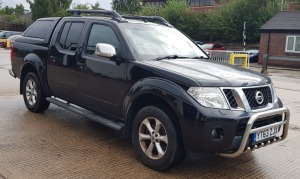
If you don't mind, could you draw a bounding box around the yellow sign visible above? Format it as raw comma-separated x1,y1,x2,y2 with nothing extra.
229,53,249,68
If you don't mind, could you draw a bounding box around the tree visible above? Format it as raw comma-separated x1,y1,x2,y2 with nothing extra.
27,0,72,20
139,0,282,43
0,1,31,31
73,2,102,10
15,4,25,15
54,0,73,17
91,2,101,10
57,0,73,9
112,0,142,15
74,3,89,10
0,4,25,16
211,0,281,42
27,0,53,20
3,6,14,15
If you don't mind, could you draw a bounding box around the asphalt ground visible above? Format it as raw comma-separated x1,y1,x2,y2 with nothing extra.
0,48,300,178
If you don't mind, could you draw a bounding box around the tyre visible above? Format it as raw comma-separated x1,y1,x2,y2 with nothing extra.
132,106,184,171
22,72,50,113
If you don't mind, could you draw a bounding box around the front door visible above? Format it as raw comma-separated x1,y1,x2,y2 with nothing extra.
76,22,131,117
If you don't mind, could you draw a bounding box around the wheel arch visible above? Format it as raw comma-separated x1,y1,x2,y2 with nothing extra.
20,63,38,94
20,53,51,96
123,78,187,139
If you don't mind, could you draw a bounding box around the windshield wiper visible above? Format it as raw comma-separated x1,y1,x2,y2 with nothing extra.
156,55,189,61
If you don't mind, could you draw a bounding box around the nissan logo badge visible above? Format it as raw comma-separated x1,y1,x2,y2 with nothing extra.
255,91,264,104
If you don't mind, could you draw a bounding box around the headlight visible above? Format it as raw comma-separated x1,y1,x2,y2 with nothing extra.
187,87,229,109
271,84,278,103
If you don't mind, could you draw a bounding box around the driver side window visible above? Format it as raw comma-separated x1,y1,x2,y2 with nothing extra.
85,24,120,55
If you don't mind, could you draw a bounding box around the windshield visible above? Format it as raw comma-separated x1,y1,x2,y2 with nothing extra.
119,23,208,61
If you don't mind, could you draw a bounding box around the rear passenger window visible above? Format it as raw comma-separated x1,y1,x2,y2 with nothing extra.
24,20,55,39
58,22,84,52
85,24,119,55
59,22,71,48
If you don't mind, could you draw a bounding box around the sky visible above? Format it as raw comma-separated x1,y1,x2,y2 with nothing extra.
1,0,113,10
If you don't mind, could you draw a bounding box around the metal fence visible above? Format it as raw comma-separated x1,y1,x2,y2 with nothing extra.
0,22,28,32
207,50,249,68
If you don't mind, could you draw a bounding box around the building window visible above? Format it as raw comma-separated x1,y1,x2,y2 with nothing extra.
285,36,300,53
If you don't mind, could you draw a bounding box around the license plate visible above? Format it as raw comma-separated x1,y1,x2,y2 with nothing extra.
253,126,280,143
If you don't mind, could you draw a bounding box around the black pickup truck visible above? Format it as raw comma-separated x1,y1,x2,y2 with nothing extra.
9,10,290,171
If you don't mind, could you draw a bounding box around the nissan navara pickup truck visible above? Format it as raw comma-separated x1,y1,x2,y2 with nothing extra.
9,10,290,171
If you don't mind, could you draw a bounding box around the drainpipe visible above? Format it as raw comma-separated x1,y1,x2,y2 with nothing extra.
267,31,270,55
261,31,271,74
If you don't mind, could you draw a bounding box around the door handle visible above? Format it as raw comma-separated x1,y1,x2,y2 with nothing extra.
50,56,58,62
77,62,87,69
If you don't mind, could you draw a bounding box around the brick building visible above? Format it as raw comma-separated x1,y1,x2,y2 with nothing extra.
142,0,221,11
259,11,300,67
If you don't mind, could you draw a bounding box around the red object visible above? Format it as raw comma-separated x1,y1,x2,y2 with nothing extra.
211,46,226,50
1,41,6,48
10,46,14,61
201,43,226,51
210,43,226,50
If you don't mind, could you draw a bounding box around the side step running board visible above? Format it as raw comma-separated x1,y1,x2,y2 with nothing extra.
46,97,124,131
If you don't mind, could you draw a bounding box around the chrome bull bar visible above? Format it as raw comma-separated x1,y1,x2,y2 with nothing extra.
218,107,290,158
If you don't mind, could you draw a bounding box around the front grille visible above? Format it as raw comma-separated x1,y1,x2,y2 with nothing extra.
223,89,238,108
222,85,273,111
243,86,272,110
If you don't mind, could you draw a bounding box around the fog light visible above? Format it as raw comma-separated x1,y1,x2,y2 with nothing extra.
212,127,224,141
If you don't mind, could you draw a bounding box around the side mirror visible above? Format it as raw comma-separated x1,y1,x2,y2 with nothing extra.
95,43,116,58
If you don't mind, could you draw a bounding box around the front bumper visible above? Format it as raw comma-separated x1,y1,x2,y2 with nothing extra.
217,107,290,158
179,99,288,153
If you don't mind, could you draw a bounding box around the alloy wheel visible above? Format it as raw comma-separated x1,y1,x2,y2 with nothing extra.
25,79,37,106
138,117,168,160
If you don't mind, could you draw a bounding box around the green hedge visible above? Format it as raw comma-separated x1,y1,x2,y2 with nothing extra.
139,0,281,43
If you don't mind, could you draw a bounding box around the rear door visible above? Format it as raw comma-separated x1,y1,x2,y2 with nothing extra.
48,19,85,102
